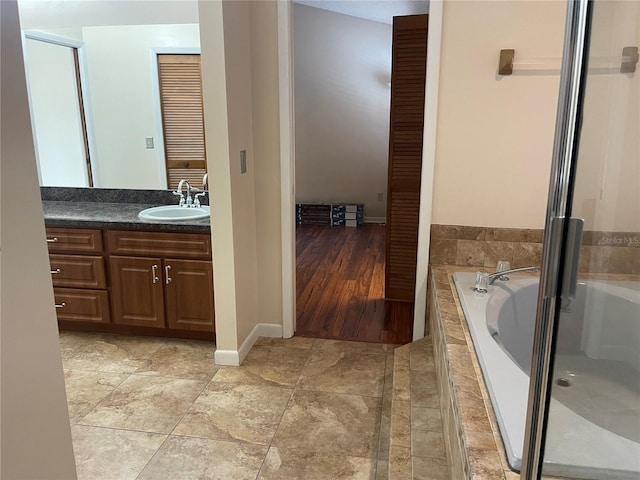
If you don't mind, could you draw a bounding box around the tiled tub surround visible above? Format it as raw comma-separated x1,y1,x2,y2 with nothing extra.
453,271,640,479
429,224,640,275
388,338,449,479
428,266,640,480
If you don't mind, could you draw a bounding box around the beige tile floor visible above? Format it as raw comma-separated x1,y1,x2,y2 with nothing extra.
59,332,397,480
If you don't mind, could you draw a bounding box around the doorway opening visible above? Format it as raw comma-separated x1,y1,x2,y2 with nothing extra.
23,32,94,187
292,3,428,344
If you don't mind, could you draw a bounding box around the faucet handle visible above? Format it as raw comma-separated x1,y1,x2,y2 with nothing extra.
496,260,511,281
194,192,207,208
172,190,185,206
473,272,489,293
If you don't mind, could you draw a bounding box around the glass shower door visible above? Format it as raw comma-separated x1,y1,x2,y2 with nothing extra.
522,1,640,479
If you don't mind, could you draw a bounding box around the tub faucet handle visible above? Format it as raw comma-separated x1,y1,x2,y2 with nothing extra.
473,272,489,293
496,260,511,281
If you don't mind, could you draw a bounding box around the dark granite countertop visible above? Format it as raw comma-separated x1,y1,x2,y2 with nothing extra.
42,201,211,233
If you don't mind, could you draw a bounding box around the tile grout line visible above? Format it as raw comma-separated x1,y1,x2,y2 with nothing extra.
134,433,172,480
375,352,392,478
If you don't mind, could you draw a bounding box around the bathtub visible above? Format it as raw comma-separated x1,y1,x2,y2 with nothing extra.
453,272,640,480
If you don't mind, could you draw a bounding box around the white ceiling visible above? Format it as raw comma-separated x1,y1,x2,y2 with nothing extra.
294,0,429,25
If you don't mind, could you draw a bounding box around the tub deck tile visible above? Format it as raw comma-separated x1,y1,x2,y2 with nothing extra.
389,338,449,479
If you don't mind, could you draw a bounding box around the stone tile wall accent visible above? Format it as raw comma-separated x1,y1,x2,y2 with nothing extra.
429,224,640,275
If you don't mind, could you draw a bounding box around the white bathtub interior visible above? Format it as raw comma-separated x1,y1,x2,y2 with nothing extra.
452,271,640,480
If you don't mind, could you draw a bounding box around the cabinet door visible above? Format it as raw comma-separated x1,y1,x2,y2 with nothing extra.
110,256,165,328
164,259,215,332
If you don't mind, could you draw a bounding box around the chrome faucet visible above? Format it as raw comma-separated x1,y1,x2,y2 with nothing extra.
486,266,540,285
202,173,208,191
473,266,540,293
175,179,193,207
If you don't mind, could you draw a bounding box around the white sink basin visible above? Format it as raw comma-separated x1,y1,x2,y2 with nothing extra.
138,205,210,221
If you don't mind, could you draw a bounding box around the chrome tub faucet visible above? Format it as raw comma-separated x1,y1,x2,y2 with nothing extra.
473,265,540,292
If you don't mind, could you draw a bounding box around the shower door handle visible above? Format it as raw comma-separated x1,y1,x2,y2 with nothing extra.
562,217,584,299
544,216,584,300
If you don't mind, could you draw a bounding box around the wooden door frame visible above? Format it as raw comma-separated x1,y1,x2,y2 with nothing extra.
277,0,444,341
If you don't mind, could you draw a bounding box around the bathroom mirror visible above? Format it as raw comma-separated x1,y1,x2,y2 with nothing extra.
19,1,202,190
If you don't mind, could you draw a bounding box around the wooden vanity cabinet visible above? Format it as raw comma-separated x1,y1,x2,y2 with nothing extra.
46,226,215,337
46,227,110,324
108,230,214,333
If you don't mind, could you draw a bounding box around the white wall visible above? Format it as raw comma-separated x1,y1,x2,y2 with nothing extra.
200,0,284,363
572,0,640,233
1,0,77,477
18,0,199,29
199,1,239,355
431,0,566,229
220,0,260,348
82,24,201,189
251,0,283,328
294,4,392,219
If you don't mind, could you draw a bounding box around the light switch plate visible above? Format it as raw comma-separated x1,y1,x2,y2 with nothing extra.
145,137,154,149
240,150,247,174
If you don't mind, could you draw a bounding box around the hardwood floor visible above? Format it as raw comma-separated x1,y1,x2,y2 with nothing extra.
295,224,413,344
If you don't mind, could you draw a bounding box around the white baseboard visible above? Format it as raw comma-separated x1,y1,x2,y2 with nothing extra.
256,323,284,338
213,349,240,366
364,216,386,224
214,323,283,366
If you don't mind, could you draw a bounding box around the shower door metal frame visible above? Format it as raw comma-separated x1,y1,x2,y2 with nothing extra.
520,0,593,478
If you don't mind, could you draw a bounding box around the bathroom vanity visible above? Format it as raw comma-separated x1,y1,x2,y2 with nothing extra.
42,188,215,341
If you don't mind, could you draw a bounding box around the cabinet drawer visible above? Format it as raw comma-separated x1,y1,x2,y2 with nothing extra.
54,288,111,324
50,254,107,289
107,230,211,260
46,228,103,253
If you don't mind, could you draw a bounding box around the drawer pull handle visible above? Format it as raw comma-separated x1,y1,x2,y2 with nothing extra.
55,302,66,308
152,264,159,284
46,237,59,243
165,265,172,284
50,268,61,274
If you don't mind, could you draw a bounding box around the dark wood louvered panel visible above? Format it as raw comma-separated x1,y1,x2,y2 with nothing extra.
167,168,207,191
385,14,428,303
157,54,207,188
